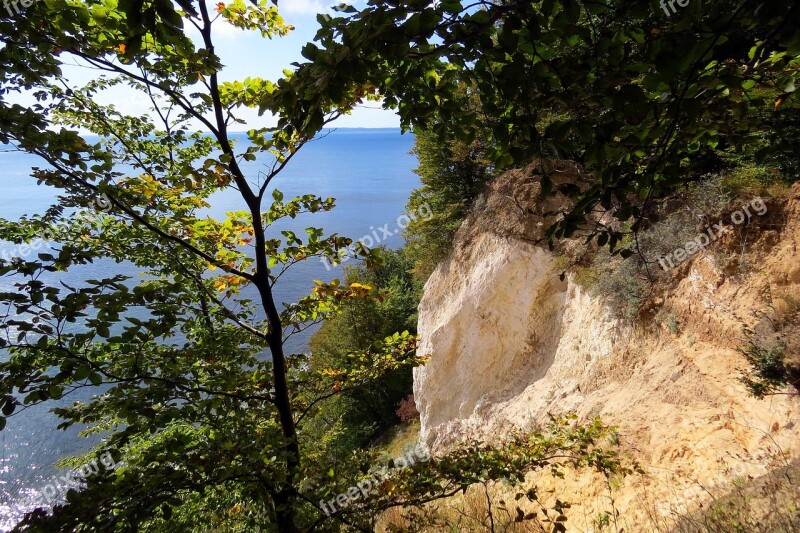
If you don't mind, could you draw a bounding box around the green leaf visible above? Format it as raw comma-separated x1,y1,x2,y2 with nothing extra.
1,400,15,416
74,366,92,381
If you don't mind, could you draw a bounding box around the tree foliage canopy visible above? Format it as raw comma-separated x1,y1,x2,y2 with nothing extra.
277,0,800,251
405,119,495,280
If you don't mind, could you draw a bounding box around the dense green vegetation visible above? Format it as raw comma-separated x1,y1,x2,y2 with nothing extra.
0,0,798,530
305,249,420,464
280,0,800,253
404,129,495,280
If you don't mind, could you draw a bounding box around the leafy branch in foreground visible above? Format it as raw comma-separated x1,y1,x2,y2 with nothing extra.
0,1,367,530
308,415,636,532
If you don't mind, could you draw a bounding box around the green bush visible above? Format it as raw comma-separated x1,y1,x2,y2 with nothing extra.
739,324,800,398
591,249,650,320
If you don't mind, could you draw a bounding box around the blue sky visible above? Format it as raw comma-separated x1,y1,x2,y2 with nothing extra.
200,0,401,129
20,0,400,130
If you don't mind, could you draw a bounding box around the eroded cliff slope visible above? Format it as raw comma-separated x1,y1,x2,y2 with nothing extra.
413,165,800,527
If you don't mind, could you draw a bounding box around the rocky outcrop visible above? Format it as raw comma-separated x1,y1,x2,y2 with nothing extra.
413,168,800,526
413,232,624,448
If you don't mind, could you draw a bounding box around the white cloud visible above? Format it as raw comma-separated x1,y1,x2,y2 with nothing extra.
279,0,332,15
212,18,243,39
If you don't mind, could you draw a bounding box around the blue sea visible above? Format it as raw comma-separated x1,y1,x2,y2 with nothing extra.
0,128,419,530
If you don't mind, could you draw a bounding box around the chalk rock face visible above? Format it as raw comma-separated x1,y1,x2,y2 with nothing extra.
413,233,563,444
413,231,622,449
413,162,623,450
